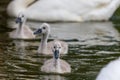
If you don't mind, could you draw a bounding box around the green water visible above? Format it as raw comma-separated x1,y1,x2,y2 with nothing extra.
0,1,120,80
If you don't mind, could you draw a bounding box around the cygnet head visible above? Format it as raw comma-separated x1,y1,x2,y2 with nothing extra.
34,23,50,35
52,41,62,60
15,12,26,24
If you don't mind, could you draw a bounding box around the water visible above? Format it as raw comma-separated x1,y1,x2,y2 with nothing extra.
0,1,120,80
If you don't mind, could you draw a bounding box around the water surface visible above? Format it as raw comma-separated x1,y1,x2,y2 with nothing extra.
0,1,120,80
0,20,120,80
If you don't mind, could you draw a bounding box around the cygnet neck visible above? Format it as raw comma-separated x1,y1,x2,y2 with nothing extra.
53,51,60,68
53,58,61,72
38,31,49,54
17,22,25,37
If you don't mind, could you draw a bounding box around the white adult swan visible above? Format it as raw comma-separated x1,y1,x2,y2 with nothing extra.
9,13,35,39
7,0,120,22
33,23,68,54
96,58,120,80
41,41,71,73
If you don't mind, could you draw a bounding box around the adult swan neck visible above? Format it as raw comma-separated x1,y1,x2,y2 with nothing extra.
7,0,36,17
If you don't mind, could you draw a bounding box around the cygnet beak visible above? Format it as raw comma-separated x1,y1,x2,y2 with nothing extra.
33,29,42,35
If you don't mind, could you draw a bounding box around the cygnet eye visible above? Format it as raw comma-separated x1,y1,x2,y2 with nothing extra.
43,27,46,29
22,15,24,17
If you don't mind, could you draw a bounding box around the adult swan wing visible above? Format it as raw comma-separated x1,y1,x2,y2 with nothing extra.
7,0,120,22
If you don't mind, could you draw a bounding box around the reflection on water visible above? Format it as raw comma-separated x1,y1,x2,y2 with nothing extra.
41,75,66,80
0,20,120,80
12,40,28,59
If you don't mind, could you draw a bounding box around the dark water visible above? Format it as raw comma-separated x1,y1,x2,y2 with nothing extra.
0,1,120,80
